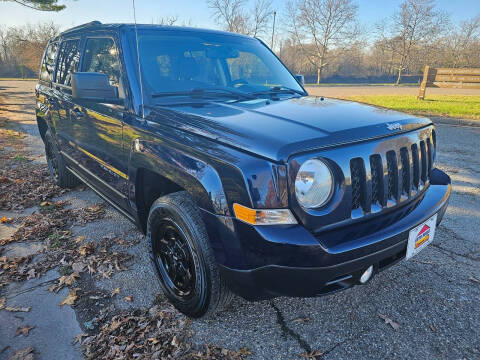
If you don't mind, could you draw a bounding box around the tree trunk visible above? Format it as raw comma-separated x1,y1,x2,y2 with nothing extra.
395,67,402,86
316,67,322,84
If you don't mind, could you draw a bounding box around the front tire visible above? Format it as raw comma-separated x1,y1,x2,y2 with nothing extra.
147,191,232,318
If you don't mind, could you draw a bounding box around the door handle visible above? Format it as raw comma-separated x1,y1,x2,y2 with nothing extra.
71,107,84,118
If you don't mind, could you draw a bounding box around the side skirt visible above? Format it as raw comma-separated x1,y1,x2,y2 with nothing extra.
66,164,138,225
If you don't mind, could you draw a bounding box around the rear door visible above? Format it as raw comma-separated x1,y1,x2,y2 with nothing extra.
51,38,82,153
71,35,129,209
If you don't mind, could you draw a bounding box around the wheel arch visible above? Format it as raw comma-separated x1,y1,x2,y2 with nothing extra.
129,140,230,233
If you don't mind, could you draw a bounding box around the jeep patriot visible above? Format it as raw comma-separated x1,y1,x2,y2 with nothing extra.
35,21,451,317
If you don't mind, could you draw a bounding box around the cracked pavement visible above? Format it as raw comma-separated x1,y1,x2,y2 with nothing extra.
1,80,479,359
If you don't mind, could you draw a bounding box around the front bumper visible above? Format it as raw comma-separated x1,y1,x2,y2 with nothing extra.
201,168,451,301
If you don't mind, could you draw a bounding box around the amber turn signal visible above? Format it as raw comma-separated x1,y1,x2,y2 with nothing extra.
232,203,297,225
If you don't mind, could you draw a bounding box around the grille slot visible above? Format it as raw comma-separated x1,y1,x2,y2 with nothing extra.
350,158,367,211
370,154,384,206
420,140,427,183
426,137,433,177
348,133,434,219
411,143,420,189
386,151,398,201
400,147,410,196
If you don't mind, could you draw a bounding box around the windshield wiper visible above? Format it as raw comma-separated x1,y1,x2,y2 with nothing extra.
152,87,255,101
250,86,305,97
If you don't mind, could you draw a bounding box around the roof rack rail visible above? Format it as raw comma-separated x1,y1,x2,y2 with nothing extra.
61,21,102,35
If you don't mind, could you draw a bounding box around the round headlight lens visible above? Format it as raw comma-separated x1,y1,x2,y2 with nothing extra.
295,159,333,208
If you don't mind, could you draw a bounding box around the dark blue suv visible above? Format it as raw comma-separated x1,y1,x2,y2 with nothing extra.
36,21,451,317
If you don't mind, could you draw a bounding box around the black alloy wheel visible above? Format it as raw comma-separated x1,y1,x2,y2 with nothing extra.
147,191,233,318
152,219,196,298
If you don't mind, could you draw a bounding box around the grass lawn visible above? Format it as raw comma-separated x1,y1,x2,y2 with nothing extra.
0,78,36,81
305,83,418,87
340,95,480,120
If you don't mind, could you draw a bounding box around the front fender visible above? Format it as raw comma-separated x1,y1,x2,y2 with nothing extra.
128,139,230,216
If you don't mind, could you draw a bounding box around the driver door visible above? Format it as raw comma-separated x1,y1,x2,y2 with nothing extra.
72,36,129,210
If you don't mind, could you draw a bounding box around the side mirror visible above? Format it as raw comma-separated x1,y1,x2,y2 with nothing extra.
295,74,305,85
72,72,120,103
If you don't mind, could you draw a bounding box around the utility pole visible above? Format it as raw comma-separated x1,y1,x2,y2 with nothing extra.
271,11,276,49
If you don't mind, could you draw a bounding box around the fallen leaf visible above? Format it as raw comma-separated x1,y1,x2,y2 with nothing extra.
0,297,31,313
111,287,120,297
124,296,133,302
148,337,159,345
60,272,80,286
0,217,12,223
171,335,179,347
71,262,86,273
40,201,53,207
300,349,324,358
292,316,312,324
15,325,35,336
26,268,36,280
73,333,88,345
75,236,85,244
60,289,78,306
78,243,94,256
238,347,252,356
469,276,480,284
9,346,34,360
109,320,122,332
378,313,400,330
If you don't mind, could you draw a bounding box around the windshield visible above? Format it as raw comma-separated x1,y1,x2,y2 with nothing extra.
128,29,305,104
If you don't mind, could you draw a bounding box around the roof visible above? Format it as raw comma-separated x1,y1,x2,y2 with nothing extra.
57,21,252,39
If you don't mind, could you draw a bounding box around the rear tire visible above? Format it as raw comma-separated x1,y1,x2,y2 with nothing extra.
147,191,233,318
44,130,80,189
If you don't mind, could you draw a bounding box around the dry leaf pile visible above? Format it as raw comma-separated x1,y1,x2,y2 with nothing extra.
8,346,34,360
72,235,132,279
0,161,68,211
81,302,249,360
7,201,72,244
0,203,128,288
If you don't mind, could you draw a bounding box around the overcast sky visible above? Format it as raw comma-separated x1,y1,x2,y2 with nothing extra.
0,0,478,32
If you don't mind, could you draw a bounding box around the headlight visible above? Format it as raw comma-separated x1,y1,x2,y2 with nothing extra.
295,159,333,208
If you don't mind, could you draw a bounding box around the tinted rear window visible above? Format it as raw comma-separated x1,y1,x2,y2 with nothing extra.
39,41,58,82
55,39,81,86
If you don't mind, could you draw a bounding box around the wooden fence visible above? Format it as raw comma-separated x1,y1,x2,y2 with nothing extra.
417,66,480,100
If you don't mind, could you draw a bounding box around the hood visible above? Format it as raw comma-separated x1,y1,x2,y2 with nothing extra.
149,96,432,162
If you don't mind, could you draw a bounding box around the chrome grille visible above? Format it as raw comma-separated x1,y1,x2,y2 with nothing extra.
350,132,435,218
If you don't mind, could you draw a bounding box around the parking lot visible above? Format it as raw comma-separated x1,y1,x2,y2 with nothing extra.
1,80,479,359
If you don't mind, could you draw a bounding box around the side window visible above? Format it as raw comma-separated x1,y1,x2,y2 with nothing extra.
82,38,121,86
55,39,81,86
39,41,58,82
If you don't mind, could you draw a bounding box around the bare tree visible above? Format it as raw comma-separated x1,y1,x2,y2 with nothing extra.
446,15,480,68
154,16,180,26
208,0,273,37
1,0,65,11
285,0,359,84
0,22,59,77
378,0,448,85
251,0,273,36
